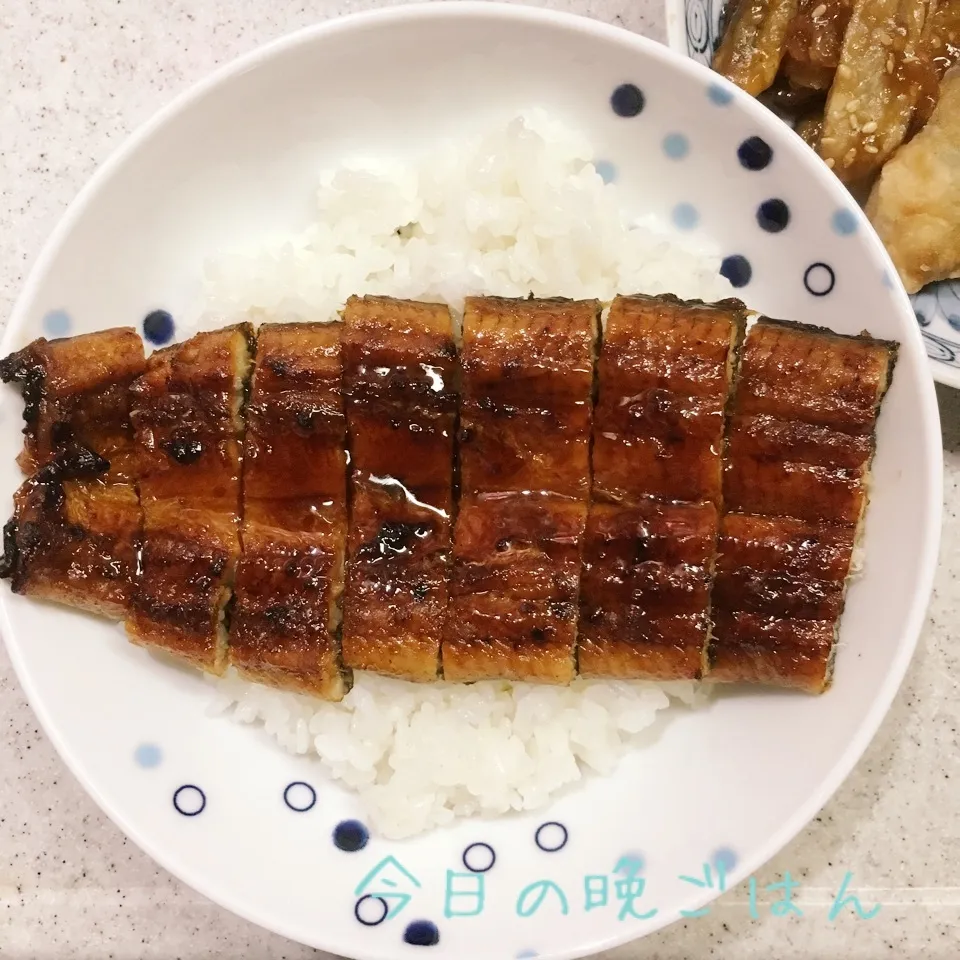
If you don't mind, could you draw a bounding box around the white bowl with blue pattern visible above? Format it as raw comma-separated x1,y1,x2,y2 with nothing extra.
0,4,942,959
664,0,960,389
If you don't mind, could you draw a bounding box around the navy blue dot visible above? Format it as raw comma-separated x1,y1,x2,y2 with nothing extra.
611,84,645,118
283,781,316,812
707,83,733,106
672,202,699,231
721,255,752,288
738,136,773,170
134,743,162,768
535,821,568,852
333,819,369,851
355,895,389,926
757,199,790,232
713,847,739,874
804,262,835,297
463,842,496,873
143,309,175,346
832,209,858,236
403,920,440,946
42,309,71,338
173,784,205,817
595,159,617,184
663,133,690,160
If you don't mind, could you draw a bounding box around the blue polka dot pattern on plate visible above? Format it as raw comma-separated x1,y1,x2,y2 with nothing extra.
403,920,440,946
712,847,739,874
333,818,369,851
134,743,162,768
757,199,789,233
462,842,496,873
720,255,752,288
355,895,389,927
804,262,836,297
610,83,645,118
595,159,617,184
738,136,773,171
143,309,175,346
173,784,205,817
283,781,316,813
663,133,690,160
672,202,699,231
707,83,733,106
832,209,858,236
42,309,71,338
535,821,568,853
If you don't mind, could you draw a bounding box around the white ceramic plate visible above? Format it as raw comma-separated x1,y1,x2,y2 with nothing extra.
664,0,960,390
0,5,942,959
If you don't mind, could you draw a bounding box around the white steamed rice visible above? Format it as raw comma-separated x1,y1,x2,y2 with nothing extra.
202,110,733,839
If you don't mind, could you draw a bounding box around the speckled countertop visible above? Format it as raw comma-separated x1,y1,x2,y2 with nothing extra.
1,1,958,958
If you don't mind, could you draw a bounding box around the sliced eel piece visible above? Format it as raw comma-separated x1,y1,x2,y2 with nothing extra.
709,318,897,692
341,296,457,682
0,447,140,619
0,328,146,480
126,324,253,674
443,297,600,683
578,295,746,680
723,318,898,524
229,322,351,700
712,0,800,96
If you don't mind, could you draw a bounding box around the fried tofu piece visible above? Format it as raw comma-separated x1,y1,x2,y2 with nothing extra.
229,322,350,700
713,0,800,95
591,294,746,505
578,499,718,680
443,493,586,683
126,325,252,673
443,297,599,683
0,328,146,480
341,297,457,682
0,447,140,619
708,513,855,691
820,0,937,184
724,319,897,523
866,70,960,293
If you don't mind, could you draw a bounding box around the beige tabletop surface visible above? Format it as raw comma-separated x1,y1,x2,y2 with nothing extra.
1,1,958,957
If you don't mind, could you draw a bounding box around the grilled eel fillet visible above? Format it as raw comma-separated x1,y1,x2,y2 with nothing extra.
126,325,253,673
442,297,600,684
0,327,146,481
340,296,457,682
229,322,351,700
578,295,747,680
708,318,897,692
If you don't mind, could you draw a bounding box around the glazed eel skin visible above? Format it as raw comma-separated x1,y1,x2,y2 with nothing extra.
0,297,897,699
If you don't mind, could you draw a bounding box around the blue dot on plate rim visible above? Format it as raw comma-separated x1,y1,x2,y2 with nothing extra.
462,842,496,873
804,262,836,297
756,198,790,233
832,209,858,236
594,159,617,184
173,784,205,817
712,847,739,874
707,83,734,106
403,920,440,946
134,743,162,768
535,821,568,853
42,309,71,338
143,309,175,346
663,133,690,160
610,83,645,118
333,819,370,852
738,136,773,171
355,895,389,927
720,255,752,288
283,781,317,813
516,951,539,959
672,202,699,231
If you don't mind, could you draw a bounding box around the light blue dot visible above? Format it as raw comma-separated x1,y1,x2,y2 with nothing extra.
663,133,690,160
832,209,858,236
883,271,895,290
42,309,71,338
672,203,700,231
713,847,738,874
707,83,734,106
134,743,162,768
595,159,617,184
516,952,538,959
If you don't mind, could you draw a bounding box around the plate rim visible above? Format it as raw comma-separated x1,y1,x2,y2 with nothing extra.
0,3,944,957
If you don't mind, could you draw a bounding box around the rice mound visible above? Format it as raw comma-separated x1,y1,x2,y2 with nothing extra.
202,110,732,839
